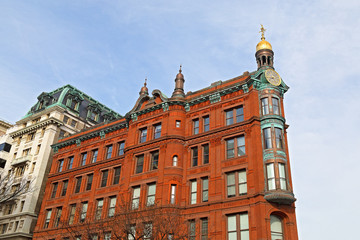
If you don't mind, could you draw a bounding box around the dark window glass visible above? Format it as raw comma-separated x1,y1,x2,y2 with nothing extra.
150,151,159,170
226,139,235,158
54,207,62,227
118,142,125,156
193,119,199,134
51,183,58,198
275,128,283,149
272,98,280,115
106,145,113,159
192,147,198,167
202,178,208,202
263,128,272,149
81,153,87,166
86,174,93,191
203,144,209,164
261,98,270,115
140,128,147,143
154,124,162,139
113,167,121,185
68,157,74,169
201,218,208,240
58,160,64,172
136,155,144,174
236,107,244,123
92,150,98,163
61,180,68,196
101,170,108,187
203,116,210,132
225,110,233,125
75,176,82,193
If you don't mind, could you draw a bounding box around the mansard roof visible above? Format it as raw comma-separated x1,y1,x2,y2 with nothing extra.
22,84,122,123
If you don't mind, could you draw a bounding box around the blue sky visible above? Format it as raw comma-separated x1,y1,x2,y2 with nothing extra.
0,0,359,239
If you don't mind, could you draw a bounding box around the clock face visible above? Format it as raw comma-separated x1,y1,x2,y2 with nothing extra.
265,69,281,86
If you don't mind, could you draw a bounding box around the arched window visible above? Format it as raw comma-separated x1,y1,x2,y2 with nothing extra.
270,215,283,240
172,155,178,167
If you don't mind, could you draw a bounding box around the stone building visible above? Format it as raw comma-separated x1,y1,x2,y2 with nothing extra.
33,29,298,240
0,85,120,240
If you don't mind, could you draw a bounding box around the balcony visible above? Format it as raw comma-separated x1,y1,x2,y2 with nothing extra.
264,190,296,205
11,154,33,166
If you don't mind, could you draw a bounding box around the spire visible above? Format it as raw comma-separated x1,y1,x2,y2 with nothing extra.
172,65,185,98
139,78,149,95
255,25,274,70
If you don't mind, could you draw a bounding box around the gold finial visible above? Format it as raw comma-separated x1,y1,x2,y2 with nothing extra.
260,24,266,40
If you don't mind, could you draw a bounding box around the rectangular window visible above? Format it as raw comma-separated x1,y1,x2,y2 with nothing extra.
154,124,162,139
193,119,199,134
172,155,178,167
225,109,234,125
275,128,283,149
118,142,125,156
147,183,156,206
226,106,244,125
113,166,121,185
68,156,74,170
58,159,64,172
203,144,209,164
261,98,270,115
227,213,249,240
132,186,140,209
80,202,88,222
108,196,116,217
106,145,113,159
202,178,209,202
54,207,62,227
95,199,103,220
201,218,208,240
75,176,82,193
144,223,153,240
189,220,196,240
227,170,247,197
176,120,181,128
61,180,68,196
192,147,198,167
272,98,280,115
226,136,245,158
279,163,287,190
51,182,58,198
150,151,159,170
68,204,76,225
190,180,197,204
81,152,87,166
92,149,98,163
236,136,245,156
267,163,276,190
203,116,210,132
135,155,144,174
140,128,147,143
263,128,272,149
226,139,235,159
86,174,93,191
170,185,176,204
44,209,52,229
20,201,25,212
104,232,111,240
101,170,109,187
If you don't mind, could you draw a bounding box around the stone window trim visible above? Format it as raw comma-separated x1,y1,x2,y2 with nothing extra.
189,141,211,168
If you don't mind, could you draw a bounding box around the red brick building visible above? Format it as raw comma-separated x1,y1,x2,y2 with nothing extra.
33,31,298,240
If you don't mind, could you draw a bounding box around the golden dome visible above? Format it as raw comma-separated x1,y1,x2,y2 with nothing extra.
256,24,272,52
256,39,272,51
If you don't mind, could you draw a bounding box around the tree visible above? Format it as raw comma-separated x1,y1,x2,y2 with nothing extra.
38,198,192,240
0,169,33,205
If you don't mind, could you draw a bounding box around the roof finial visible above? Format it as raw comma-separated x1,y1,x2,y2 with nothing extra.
139,77,149,95
144,77,147,86
260,24,266,40
179,64,182,73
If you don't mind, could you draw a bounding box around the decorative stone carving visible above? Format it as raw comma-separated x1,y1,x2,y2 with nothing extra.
209,92,221,103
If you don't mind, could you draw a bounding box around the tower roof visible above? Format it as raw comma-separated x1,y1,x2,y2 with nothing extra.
256,24,272,52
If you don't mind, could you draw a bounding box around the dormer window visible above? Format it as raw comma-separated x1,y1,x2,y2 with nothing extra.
87,103,102,122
